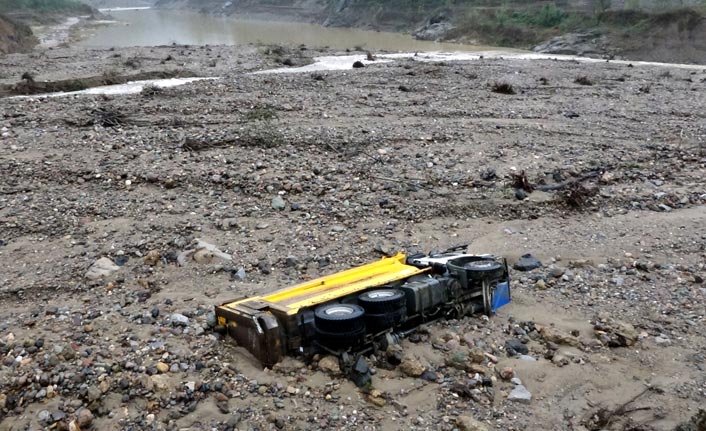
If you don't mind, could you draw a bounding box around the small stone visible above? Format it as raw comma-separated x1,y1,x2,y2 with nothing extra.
318,356,341,375
77,408,94,428
515,189,528,200
271,196,286,210
508,385,532,403
552,354,570,367
367,394,386,407
85,257,121,280
206,312,217,328
505,339,529,356
514,254,542,271
87,386,101,402
192,248,214,264
38,410,51,423
156,362,169,373
468,347,486,363
144,250,161,266
535,279,547,290
420,369,438,382
654,336,671,345
171,313,189,327
519,355,537,361
499,367,514,380
258,260,271,274
456,415,489,431
540,326,580,346
445,350,469,370
549,267,565,278
231,267,246,281
399,357,425,377
511,377,523,385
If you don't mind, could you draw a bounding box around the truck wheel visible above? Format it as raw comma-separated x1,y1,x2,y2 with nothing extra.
314,303,365,333
358,289,406,314
315,326,366,350
365,306,407,333
463,260,504,281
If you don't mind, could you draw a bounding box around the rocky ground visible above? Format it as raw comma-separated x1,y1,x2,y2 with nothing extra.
1,44,705,430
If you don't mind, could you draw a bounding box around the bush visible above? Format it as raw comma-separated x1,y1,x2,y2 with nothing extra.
491,82,516,94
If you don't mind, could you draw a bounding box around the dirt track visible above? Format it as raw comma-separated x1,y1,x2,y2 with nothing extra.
1,45,705,430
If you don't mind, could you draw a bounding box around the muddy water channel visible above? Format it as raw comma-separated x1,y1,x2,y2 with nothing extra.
79,9,494,52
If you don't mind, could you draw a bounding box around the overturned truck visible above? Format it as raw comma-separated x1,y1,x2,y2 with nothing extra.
215,247,511,384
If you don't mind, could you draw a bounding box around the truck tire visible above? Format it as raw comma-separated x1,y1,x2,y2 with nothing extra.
365,306,407,333
358,289,406,314
463,260,505,281
314,303,365,333
315,326,366,350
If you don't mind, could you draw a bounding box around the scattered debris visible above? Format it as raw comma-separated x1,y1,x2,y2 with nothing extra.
583,387,661,430
511,170,533,192
491,81,516,94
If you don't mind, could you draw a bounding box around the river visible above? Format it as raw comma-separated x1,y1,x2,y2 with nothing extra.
78,8,495,52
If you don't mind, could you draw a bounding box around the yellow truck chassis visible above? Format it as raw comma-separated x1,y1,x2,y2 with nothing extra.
215,248,511,384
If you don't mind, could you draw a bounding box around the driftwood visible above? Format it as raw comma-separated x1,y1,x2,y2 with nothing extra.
583,386,660,430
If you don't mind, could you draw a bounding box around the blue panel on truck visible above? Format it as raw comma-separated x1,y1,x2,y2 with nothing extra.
491,281,511,313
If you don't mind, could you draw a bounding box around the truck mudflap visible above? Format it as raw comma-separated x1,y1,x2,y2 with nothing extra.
216,304,284,368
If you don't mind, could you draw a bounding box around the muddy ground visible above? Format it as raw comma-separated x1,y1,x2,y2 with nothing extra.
0,44,705,431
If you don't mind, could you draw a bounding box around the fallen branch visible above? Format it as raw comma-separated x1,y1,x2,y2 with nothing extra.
583,386,660,430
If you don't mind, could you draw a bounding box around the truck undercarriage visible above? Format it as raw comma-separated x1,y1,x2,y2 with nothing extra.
215,247,511,385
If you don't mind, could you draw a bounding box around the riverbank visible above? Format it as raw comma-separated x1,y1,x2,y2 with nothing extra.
1,42,705,430
0,0,103,54
153,0,706,64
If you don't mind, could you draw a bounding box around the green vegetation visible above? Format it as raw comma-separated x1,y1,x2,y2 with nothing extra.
0,0,88,13
448,3,591,47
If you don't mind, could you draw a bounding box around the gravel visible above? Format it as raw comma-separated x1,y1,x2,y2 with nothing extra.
0,43,704,430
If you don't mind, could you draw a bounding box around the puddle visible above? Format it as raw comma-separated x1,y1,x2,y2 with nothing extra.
259,51,706,74
14,77,217,98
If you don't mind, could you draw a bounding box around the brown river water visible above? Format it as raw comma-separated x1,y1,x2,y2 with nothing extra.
78,8,495,52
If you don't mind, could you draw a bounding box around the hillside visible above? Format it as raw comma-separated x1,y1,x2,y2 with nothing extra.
0,14,38,54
